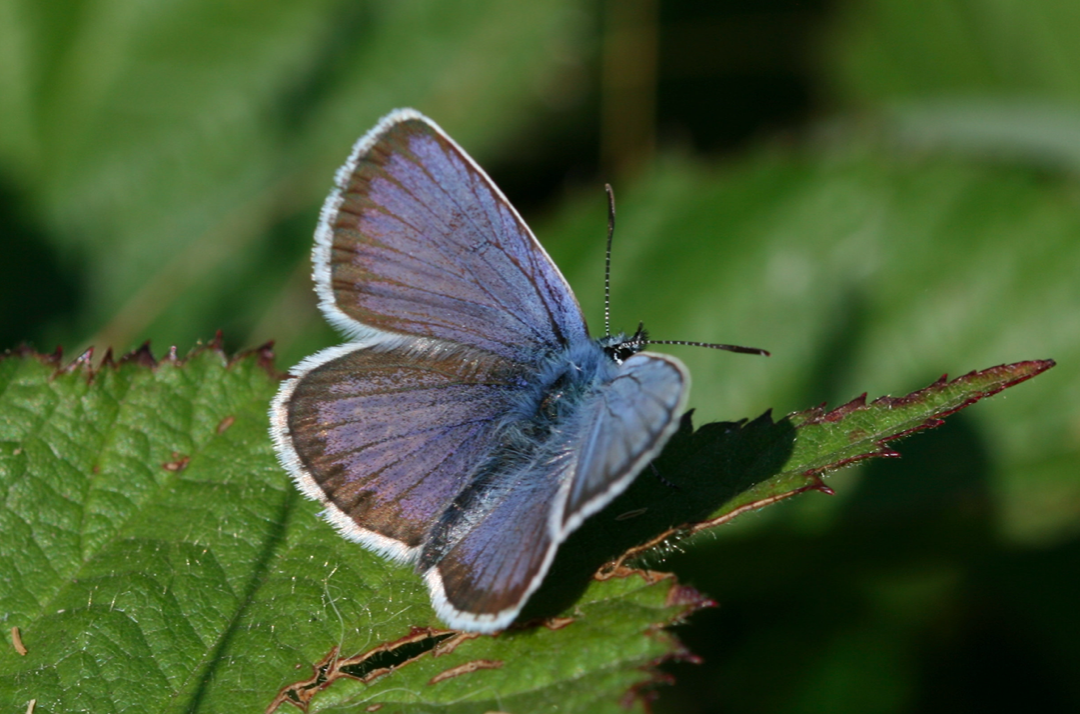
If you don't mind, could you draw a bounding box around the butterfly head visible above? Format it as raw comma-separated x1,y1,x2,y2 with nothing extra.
599,323,649,365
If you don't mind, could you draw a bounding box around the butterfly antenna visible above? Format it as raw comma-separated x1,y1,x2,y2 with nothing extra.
604,184,616,337
648,339,770,357
602,185,769,358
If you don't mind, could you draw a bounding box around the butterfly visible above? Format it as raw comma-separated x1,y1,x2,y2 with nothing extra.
269,109,765,633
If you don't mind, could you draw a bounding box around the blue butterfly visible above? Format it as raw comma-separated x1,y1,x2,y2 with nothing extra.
269,109,763,633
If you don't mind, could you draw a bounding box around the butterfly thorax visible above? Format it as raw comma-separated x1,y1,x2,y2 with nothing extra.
456,332,643,476
418,335,633,569
509,337,621,438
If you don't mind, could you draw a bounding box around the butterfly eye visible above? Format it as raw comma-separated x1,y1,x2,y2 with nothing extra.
600,322,650,364
604,340,643,365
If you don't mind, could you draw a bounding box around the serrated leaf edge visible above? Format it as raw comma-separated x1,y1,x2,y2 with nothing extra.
600,359,1055,574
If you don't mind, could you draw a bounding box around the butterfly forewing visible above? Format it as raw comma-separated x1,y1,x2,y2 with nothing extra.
319,110,588,363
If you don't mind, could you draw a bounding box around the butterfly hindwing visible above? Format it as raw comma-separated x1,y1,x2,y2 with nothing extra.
562,352,688,531
421,352,687,632
423,457,568,632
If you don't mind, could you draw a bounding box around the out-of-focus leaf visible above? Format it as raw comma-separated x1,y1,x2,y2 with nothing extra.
882,99,1080,175
0,0,592,355
826,0,1080,104
540,147,1078,544
825,1,1080,177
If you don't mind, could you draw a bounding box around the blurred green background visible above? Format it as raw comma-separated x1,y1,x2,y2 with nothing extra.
1,0,1077,711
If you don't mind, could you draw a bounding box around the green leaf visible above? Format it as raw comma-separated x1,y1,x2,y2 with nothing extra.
824,0,1080,174
0,344,1051,712
0,347,706,713
827,0,1080,104
540,361,1053,590
0,0,593,354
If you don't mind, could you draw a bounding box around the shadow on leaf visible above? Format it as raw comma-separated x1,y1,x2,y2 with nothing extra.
521,410,798,622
